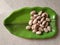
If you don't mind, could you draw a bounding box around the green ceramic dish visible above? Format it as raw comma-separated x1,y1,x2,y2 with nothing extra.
4,7,57,39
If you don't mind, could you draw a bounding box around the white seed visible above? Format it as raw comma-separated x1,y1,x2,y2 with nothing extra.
31,25,34,30
46,18,50,21
30,16,35,20
26,26,31,30
39,24,44,28
33,19,37,24
42,21,46,26
28,20,33,25
38,27,43,31
47,26,51,31
33,24,37,30
38,11,42,16
32,30,36,33
30,10,36,15
30,16,34,20
36,31,41,34
41,13,46,17
44,28,48,32
41,12,48,17
40,17,45,22
31,24,38,30
30,14,38,20
36,16,41,20
36,23,40,25
33,14,38,17
45,22,48,27
38,21,41,24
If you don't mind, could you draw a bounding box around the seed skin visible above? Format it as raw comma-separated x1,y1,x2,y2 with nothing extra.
36,16,41,20
41,13,46,17
30,11,36,15
33,14,38,18
42,21,46,26
39,24,44,28
26,26,31,30
33,24,38,30
38,21,41,24
33,19,37,24
31,25,34,30
38,11,43,16
40,17,45,23
44,28,48,32
29,20,33,25
45,22,48,27
32,30,36,33
47,26,51,31
46,18,50,21
36,31,41,34
44,12,48,17
38,27,43,31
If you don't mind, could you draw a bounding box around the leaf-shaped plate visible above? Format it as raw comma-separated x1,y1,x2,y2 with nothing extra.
4,7,57,39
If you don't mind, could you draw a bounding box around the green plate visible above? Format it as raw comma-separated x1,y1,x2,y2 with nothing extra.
4,7,57,39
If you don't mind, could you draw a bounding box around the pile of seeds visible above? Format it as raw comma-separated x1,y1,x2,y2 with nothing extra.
26,10,51,34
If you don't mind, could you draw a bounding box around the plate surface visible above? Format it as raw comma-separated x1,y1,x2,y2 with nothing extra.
4,7,57,39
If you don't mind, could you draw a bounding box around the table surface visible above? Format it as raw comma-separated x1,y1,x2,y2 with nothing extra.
0,0,60,45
